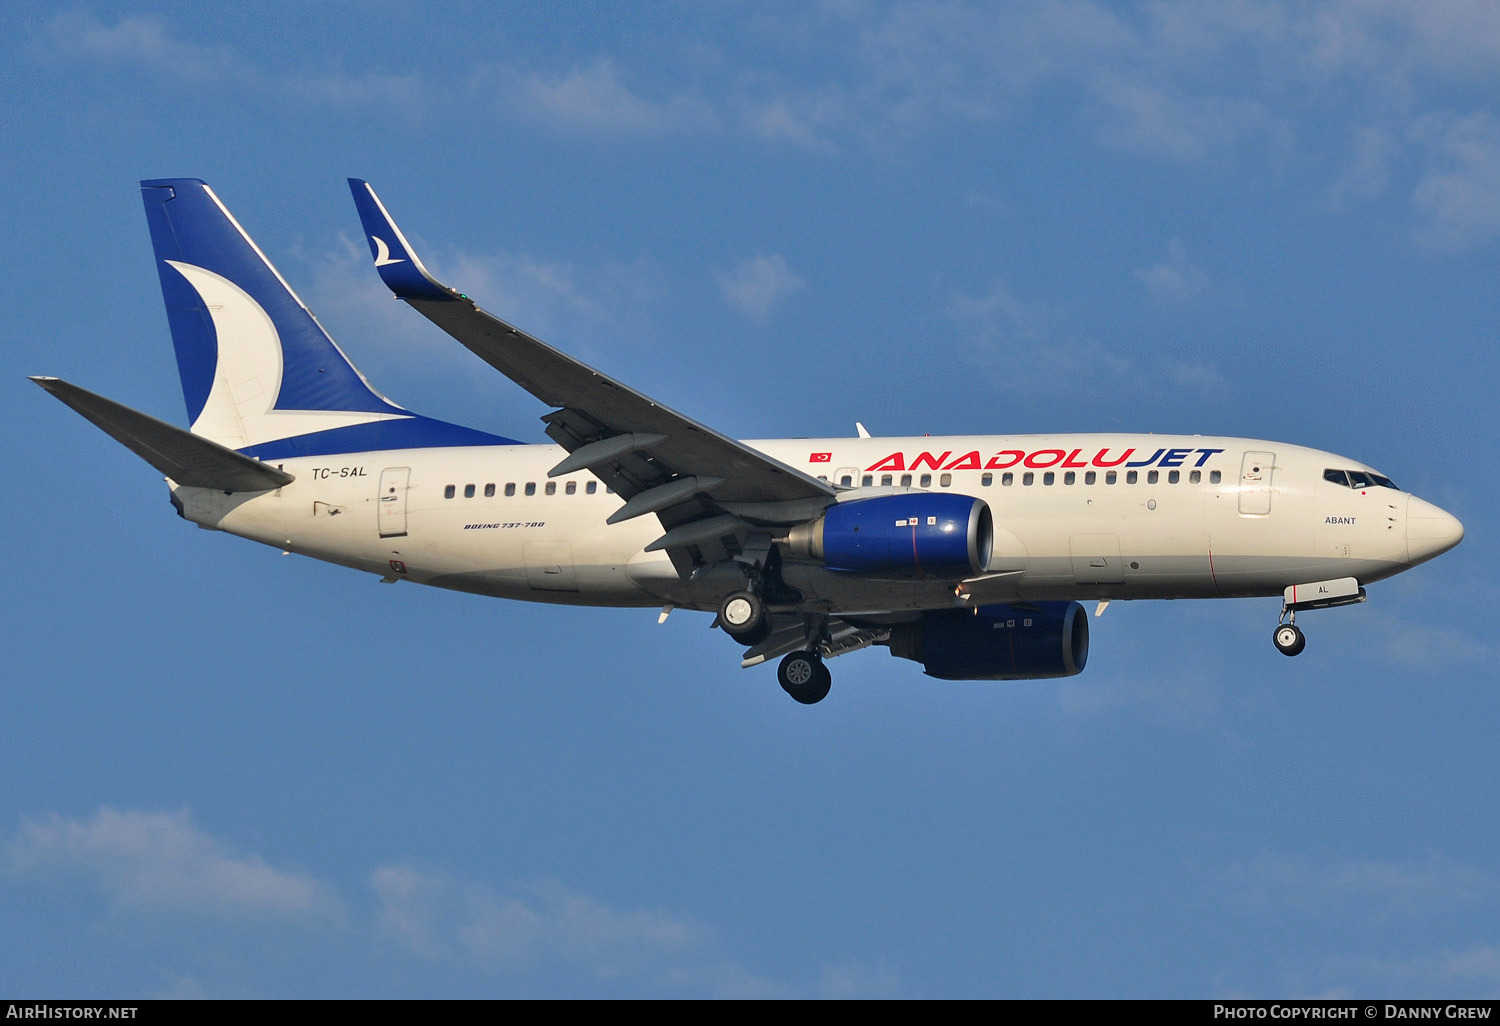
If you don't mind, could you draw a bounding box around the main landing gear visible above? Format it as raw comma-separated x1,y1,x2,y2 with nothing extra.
718,590,771,646
777,650,831,705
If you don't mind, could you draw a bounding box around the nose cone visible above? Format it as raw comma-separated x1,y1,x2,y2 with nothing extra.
1407,496,1464,565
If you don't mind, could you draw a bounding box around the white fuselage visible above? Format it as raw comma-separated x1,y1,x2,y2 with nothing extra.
171,433,1450,618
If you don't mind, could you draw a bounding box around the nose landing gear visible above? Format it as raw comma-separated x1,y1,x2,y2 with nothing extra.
1271,576,1366,657
1273,619,1306,657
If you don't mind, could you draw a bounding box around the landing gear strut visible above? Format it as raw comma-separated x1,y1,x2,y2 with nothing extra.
778,650,831,705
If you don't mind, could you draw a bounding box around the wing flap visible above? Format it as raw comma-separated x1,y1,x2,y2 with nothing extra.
31,377,294,491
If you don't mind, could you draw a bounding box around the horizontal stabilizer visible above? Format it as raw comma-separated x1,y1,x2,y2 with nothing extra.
31,377,294,491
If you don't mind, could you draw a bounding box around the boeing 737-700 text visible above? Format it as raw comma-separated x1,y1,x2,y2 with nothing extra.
32,179,1465,704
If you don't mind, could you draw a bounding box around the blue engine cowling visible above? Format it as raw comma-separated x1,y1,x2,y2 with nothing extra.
787,493,993,578
884,602,1089,680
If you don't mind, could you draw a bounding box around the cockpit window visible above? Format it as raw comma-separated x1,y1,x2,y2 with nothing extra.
1325,468,1400,490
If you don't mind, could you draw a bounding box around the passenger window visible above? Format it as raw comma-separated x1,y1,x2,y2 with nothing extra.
881,474,893,486
1002,472,1014,486
464,484,476,498
505,483,516,497
1085,471,1096,485
1023,472,1035,486
566,481,577,495
862,475,873,487
818,475,829,483
1189,470,1201,484
545,481,557,495
1063,471,1075,485
1043,472,1055,485
919,473,931,487
444,484,455,499
1127,471,1138,484
606,486,614,494
840,474,852,487
1106,471,1117,485
900,474,912,487
525,482,536,496
940,473,951,487
1147,471,1159,484
484,483,495,497
1168,470,1180,484
586,481,598,494
1209,470,1221,484
981,473,993,487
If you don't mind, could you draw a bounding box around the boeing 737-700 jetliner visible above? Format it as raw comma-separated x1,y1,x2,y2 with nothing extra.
32,179,1465,704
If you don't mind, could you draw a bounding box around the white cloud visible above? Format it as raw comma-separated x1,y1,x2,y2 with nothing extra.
493,59,716,136
371,864,704,972
1222,852,1498,921
1164,360,1227,393
47,12,236,81
1312,944,1500,998
735,91,847,152
371,864,813,996
1361,609,1493,668
1056,664,1227,730
1437,944,1500,982
300,234,661,378
1410,111,1500,252
1136,239,1210,304
715,254,807,322
1092,82,1292,163
948,276,1234,403
44,12,425,116
11,809,892,996
948,277,1136,396
1326,123,1402,207
10,808,341,922
1305,1,1500,83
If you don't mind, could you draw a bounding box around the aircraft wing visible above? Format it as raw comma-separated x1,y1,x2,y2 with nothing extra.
348,180,835,570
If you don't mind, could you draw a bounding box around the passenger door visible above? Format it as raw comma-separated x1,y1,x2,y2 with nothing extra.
1238,451,1275,516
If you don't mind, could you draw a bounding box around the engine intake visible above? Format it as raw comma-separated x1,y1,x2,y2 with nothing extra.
785,493,993,578
885,601,1089,680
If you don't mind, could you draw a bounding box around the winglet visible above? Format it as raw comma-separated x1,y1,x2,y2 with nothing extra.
347,179,458,302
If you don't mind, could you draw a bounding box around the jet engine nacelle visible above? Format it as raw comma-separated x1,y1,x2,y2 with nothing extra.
884,601,1089,680
784,493,993,578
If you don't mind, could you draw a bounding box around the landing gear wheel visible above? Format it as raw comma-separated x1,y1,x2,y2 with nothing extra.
732,617,772,646
1273,623,1306,657
720,591,769,644
778,651,831,704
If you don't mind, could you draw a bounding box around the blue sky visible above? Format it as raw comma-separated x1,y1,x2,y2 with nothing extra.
3,1,1497,998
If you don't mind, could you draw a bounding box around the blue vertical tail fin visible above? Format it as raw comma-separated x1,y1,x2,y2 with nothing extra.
140,179,516,458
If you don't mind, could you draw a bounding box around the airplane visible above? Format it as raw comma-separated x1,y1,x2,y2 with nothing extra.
32,178,1465,705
